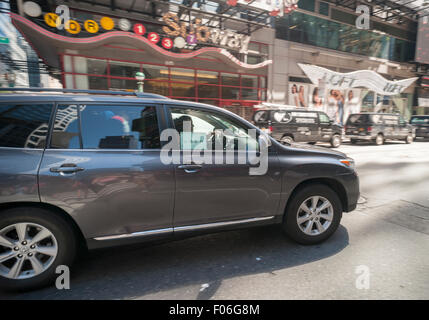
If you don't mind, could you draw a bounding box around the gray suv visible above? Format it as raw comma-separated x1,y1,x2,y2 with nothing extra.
0,89,359,290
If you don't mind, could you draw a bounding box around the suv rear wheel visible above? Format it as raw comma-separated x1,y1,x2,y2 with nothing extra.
281,135,294,145
405,133,413,144
283,184,342,245
374,134,384,146
0,207,77,291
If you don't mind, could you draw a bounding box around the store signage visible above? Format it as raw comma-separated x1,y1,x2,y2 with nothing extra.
162,12,251,53
228,0,299,17
298,64,418,96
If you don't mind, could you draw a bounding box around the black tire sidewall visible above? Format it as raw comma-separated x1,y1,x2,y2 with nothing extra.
283,184,343,245
0,207,76,291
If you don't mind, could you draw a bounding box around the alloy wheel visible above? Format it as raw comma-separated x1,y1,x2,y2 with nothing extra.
296,196,334,236
0,223,58,280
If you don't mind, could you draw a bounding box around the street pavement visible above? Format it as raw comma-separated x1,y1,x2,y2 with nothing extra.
1,140,428,300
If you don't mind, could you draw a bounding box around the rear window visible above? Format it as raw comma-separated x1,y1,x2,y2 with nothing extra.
347,114,369,125
411,116,429,124
0,104,53,148
253,110,270,123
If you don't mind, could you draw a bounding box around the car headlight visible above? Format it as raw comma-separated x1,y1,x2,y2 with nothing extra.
340,158,355,170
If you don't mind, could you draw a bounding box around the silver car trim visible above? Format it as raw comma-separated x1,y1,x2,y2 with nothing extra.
174,216,275,232
93,216,275,241
93,228,173,241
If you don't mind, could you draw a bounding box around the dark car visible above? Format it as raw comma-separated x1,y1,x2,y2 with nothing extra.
0,89,359,290
345,113,414,145
410,115,429,139
252,108,343,148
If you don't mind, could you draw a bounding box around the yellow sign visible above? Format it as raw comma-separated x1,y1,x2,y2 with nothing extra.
84,20,99,33
44,13,59,28
65,20,81,34
100,17,114,30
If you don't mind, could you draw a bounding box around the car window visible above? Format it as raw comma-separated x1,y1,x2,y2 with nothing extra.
382,115,399,126
411,116,429,124
371,115,383,124
347,114,368,125
50,104,80,149
319,113,330,124
253,110,269,123
399,116,406,126
80,105,160,149
170,107,258,151
0,103,53,149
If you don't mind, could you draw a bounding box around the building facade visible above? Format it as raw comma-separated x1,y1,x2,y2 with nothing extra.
6,0,429,120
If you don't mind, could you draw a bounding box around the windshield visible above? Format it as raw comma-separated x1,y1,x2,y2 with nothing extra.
410,116,429,124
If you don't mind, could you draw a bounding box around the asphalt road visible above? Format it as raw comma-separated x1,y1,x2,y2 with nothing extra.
1,140,429,300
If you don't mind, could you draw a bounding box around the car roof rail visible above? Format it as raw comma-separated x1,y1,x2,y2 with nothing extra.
0,87,169,99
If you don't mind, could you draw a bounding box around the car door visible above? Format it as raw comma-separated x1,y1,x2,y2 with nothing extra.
292,111,317,142
165,105,281,228
382,115,397,139
398,116,409,138
318,112,333,142
38,102,175,241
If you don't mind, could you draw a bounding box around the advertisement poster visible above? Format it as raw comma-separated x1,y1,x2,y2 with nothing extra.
288,83,309,108
288,82,362,125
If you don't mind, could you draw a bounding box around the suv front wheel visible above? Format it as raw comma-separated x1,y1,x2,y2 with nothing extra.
283,184,343,245
0,207,77,291
330,134,341,148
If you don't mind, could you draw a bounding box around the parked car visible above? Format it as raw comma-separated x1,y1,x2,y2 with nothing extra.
252,107,343,148
0,89,359,290
345,113,414,145
410,115,429,139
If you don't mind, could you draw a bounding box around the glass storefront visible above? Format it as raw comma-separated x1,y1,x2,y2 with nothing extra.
275,11,415,62
62,54,267,107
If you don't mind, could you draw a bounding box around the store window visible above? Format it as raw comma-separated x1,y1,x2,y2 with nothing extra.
242,75,258,88
0,104,53,149
110,61,140,78
142,64,168,80
110,78,138,91
171,68,195,82
221,73,240,86
222,86,240,100
298,0,316,12
319,2,329,16
197,70,219,85
87,58,107,75
62,55,266,105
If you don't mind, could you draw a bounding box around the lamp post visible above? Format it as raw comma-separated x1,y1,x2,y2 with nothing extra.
135,71,145,93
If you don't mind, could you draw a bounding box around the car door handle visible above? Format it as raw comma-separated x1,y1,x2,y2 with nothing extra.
177,164,202,173
50,164,84,174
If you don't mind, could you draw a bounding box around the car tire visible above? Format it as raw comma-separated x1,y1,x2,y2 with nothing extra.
0,207,77,291
283,184,343,245
405,134,413,144
281,135,294,145
374,134,384,146
330,134,341,148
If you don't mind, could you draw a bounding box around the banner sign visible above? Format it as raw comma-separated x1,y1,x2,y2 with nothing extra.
298,63,418,96
229,0,299,17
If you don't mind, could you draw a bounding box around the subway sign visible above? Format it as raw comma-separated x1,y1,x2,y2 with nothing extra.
23,1,251,52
